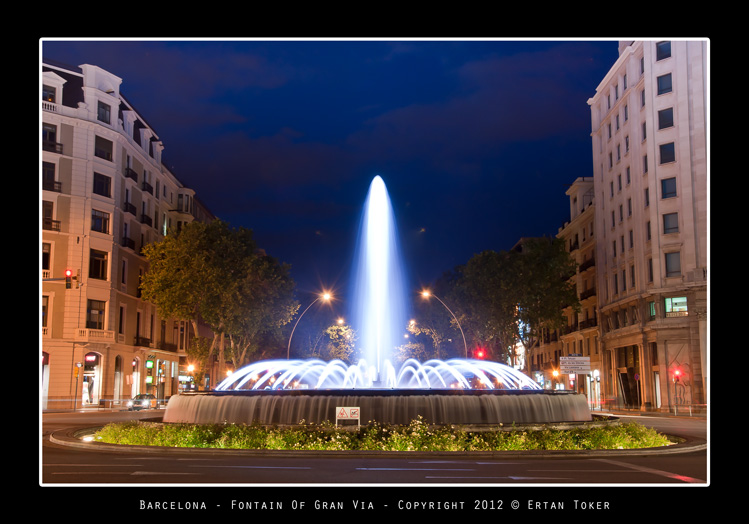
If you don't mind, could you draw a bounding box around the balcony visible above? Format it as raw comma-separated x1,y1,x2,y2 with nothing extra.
134,336,151,348
43,179,62,192
579,258,595,272
123,201,136,216
124,167,139,182
42,218,61,231
142,181,153,195
140,214,153,227
77,328,114,342
121,236,135,250
43,141,63,154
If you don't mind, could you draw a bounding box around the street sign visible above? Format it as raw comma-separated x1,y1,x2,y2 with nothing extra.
336,406,360,427
560,356,590,374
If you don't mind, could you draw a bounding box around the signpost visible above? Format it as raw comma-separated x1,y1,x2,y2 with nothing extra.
560,356,590,374
560,356,590,393
336,406,360,427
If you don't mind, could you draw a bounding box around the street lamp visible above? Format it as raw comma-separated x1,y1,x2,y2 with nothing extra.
421,290,468,359
287,291,333,359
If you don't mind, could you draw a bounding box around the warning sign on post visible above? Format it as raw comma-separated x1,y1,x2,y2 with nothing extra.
336,406,360,426
560,356,590,374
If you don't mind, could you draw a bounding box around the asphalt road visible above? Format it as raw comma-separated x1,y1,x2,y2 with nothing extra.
39,408,709,515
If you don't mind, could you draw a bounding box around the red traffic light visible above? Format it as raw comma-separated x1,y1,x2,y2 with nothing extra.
475,348,486,359
65,268,73,289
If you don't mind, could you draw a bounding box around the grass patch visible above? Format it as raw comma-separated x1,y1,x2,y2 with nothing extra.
94,417,672,452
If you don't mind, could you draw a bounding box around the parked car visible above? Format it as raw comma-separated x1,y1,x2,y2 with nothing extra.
127,393,157,411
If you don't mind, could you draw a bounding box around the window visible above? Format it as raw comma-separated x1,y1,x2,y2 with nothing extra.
87,299,106,330
43,243,51,272
89,249,109,280
648,300,656,320
661,177,677,198
644,187,650,207
643,155,648,173
43,123,62,154
91,209,110,234
665,297,688,317
656,41,671,61
42,162,60,192
629,230,634,249
646,220,651,241
43,84,56,103
657,73,672,95
93,172,112,198
630,264,635,288
641,122,647,141
97,101,111,124
640,89,645,108
663,212,679,234
659,142,675,164
665,253,681,277
658,107,674,129
647,258,653,282
94,135,113,161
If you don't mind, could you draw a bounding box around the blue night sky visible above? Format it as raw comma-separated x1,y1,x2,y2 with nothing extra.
41,38,620,298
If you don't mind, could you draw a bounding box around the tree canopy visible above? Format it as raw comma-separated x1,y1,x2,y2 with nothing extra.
140,220,299,379
446,236,578,374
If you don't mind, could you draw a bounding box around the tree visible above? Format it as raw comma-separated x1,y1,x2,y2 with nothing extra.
513,237,579,375
447,237,578,375
140,220,299,379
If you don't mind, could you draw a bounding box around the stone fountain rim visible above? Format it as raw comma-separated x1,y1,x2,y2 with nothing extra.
176,389,581,398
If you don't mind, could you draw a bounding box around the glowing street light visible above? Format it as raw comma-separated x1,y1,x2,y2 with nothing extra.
421,289,468,359
287,291,333,359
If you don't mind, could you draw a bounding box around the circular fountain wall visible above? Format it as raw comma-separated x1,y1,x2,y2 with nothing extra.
163,359,591,425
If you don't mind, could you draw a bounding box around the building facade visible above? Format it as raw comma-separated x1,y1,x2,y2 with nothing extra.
532,178,603,409
587,40,707,412
41,60,214,410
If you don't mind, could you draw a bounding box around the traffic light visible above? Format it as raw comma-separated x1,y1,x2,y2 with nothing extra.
65,269,73,289
474,347,486,359
673,368,682,383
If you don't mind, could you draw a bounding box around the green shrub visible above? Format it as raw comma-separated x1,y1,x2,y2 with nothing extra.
94,418,670,452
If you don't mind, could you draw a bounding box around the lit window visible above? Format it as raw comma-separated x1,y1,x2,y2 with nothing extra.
664,296,687,317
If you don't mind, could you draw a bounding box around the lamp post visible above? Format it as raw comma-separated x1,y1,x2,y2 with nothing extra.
287,292,332,359
421,290,468,359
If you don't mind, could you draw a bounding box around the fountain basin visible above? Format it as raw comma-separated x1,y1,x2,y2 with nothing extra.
163,389,591,426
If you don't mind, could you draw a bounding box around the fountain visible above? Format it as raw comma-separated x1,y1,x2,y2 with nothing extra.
163,176,591,426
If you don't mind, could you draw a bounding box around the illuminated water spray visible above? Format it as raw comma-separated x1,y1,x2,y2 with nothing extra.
351,175,408,383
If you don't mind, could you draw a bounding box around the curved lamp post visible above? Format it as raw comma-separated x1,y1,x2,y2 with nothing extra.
421,290,468,359
287,292,332,359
